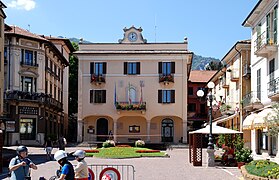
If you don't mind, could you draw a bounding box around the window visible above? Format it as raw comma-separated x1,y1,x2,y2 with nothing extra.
20,118,36,140
158,62,175,75
158,90,175,103
45,81,48,94
90,62,107,75
4,47,7,63
129,125,140,133
124,62,140,75
200,104,206,113
188,87,193,95
90,90,106,103
257,69,261,100
260,131,268,150
269,59,275,80
188,103,196,112
21,77,36,93
21,49,37,66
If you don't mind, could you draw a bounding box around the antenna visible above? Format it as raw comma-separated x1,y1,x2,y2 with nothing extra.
154,14,157,43
28,24,30,32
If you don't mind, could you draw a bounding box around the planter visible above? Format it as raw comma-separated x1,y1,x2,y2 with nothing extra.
237,162,245,169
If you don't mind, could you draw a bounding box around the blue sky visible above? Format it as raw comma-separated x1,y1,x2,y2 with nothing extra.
3,0,258,59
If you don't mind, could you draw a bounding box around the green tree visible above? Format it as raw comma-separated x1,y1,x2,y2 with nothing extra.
266,103,279,137
68,42,78,142
205,60,224,70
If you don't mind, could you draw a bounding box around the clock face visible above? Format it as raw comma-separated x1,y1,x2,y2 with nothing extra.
128,32,138,42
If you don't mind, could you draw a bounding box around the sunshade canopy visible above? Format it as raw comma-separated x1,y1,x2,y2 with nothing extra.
189,124,242,134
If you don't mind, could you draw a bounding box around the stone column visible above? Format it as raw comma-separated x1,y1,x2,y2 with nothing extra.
113,120,117,142
77,120,83,143
147,120,151,142
251,129,257,155
183,121,187,144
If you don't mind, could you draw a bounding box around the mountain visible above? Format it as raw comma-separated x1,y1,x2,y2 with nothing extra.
67,37,219,70
192,54,220,70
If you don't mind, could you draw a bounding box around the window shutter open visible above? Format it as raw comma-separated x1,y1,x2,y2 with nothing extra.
171,90,175,103
158,62,162,74
21,49,24,63
136,62,140,74
90,62,94,74
102,90,106,103
124,62,128,74
34,51,37,65
171,62,175,73
90,90,93,103
158,90,162,103
103,62,107,74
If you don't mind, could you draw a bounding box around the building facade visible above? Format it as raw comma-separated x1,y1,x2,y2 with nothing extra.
75,26,193,144
3,26,73,145
243,0,279,161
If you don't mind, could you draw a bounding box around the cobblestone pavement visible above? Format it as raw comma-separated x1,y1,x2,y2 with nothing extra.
2,146,242,180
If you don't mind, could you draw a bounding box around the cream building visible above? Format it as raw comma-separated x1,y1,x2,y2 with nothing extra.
243,0,279,161
74,26,193,144
3,26,73,145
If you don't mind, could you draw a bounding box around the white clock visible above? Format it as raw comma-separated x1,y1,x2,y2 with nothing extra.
128,32,138,42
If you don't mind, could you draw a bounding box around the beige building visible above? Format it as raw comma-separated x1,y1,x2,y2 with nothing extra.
3,26,73,145
207,40,251,139
0,1,6,117
75,26,193,144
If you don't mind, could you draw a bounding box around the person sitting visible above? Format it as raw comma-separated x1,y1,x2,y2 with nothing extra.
221,146,235,166
54,150,75,180
73,150,89,180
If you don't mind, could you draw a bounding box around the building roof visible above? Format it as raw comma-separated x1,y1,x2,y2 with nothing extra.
44,36,75,53
5,25,47,41
188,70,217,83
242,0,266,27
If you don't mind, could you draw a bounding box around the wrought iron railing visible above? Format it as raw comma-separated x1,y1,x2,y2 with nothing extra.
267,77,279,97
230,69,239,80
254,31,276,52
243,64,251,77
5,90,63,111
242,91,261,107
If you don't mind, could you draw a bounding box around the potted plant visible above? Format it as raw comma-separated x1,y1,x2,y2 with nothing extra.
235,148,253,169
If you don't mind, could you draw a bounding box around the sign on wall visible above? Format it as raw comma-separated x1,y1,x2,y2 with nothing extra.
5,121,15,132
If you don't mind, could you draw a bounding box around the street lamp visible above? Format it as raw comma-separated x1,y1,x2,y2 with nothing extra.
197,81,215,167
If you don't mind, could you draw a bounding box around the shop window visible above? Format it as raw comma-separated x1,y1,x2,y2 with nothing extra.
20,118,36,140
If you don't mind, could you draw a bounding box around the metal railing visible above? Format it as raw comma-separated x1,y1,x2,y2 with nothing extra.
88,164,135,180
230,68,239,80
243,64,251,77
242,91,261,107
254,31,276,52
267,77,279,97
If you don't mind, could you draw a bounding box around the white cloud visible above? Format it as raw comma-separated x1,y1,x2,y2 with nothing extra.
7,0,36,11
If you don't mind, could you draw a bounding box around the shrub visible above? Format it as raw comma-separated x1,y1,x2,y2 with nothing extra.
102,140,115,148
135,140,145,147
235,148,253,163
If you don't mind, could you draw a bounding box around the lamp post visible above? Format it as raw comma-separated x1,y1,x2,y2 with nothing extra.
197,81,215,167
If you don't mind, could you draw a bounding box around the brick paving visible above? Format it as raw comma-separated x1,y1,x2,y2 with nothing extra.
1,146,242,180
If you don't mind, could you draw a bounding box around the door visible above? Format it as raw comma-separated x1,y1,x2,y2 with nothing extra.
161,119,174,142
96,118,108,142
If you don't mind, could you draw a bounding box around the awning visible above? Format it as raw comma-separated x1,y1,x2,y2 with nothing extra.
253,108,276,129
189,124,242,134
214,113,237,124
243,113,258,130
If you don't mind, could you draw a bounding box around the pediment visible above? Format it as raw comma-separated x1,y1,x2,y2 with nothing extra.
119,26,147,44
18,69,39,78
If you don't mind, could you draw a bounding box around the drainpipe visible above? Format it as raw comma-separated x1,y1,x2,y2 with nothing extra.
234,45,242,132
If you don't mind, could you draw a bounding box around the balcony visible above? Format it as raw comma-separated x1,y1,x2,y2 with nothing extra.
242,91,264,112
221,76,229,88
115,102,146,113
267,77,279,101
254,31,277,57
219,103,235,115
5,90,63,112
243,64,251,79
91,74,106,85
229,69,239,82
159,74,174,85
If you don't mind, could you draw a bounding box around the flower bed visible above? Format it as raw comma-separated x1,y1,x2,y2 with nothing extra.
135,150,160,153
84,149,99,153
116,145,131,148
245,160,279,179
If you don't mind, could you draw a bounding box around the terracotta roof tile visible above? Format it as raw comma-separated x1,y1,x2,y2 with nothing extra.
189,70,217,83
5,25,47,41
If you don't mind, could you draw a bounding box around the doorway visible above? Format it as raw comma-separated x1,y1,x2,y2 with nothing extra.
161,119,174,142
96,118,108,142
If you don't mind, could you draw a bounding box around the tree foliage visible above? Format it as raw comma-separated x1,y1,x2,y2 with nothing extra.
266,103,279,137
205,60,224,71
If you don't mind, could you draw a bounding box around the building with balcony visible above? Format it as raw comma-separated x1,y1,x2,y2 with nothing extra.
3,26,74,146
243,0,279,161
206,41,251,139
74,26,193,144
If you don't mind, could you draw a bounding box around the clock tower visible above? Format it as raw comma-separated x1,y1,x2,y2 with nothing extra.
118,26,147,44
